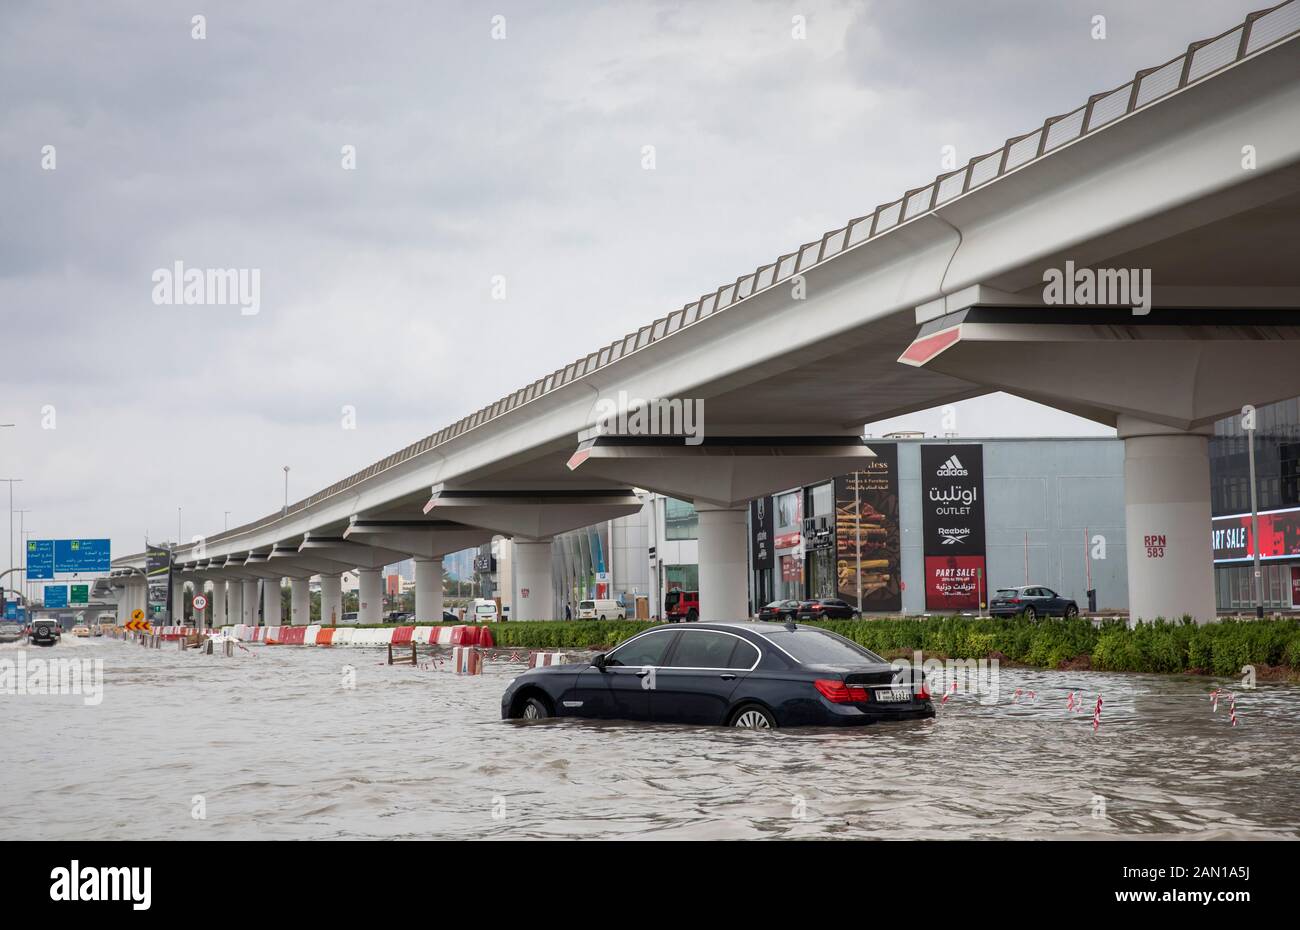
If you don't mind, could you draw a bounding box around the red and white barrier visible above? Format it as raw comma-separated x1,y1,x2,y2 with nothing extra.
527,651,567,668
451,646,482,675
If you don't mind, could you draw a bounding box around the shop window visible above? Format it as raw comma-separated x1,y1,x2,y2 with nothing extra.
664,498,698,540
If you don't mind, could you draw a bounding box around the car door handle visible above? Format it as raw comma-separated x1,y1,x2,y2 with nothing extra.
720,673,736,680
635,669,651,678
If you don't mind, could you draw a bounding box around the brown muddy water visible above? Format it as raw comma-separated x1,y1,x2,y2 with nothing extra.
2,636,1297,840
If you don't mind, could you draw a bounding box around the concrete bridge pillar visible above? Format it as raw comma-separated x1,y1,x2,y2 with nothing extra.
262,578,282,625
242,579,258,625
358,568,382,623
1119,416,1216,623
696,504,752,621
511,538,554,621
210,580,227,627
320,573,343,626
227,580,243,628
290,577,310,625
414,557,444,623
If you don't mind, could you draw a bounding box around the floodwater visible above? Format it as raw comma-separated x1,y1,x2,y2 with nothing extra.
2,635,1298,840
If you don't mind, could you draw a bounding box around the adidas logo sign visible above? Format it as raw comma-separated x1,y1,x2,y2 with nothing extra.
936,455,968,477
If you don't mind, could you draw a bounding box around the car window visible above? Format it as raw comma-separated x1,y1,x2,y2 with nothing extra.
668,631,741,668
579,601,594,609
762,629,885,666
995,589,1018,598
607,630,675,667
1041,588,1057,598
727,639,760,670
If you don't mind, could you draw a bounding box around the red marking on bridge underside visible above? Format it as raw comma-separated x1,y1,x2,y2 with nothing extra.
566,448,590,471
898,325,961,366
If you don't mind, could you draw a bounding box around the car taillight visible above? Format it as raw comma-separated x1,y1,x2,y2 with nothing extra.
1009,598,1021,604
811,603,823,612
814,679,868,703
915,683,930,701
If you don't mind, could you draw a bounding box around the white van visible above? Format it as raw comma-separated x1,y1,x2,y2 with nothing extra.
577,598,626,620
468,598,499,622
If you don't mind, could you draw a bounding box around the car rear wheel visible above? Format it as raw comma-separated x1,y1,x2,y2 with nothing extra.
730,704,776,729
520,696,551,720
1023,606,1037,621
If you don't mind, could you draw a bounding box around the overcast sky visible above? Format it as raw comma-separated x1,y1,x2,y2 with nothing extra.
0,0,1265,567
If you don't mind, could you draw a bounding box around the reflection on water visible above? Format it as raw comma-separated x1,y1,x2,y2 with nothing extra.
1,638,1297,839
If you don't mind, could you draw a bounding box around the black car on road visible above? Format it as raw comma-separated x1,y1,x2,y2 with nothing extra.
501,621,933,728
794,598,860,620
756,599,801,622
989,586,1079,619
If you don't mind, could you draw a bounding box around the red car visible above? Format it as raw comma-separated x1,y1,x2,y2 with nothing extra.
664,589,699,622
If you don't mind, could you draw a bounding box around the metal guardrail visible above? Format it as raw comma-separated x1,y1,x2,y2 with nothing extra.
149,0,1300,563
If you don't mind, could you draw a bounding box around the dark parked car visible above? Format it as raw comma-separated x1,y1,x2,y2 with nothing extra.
756,599,801,622
442,610,460,623
795,598,860,620
501,621,933,728
29,619,61,647
989,586,1079,619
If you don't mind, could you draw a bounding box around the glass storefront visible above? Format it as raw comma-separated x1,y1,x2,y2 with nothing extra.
1215,562,1295,611
806,548,836,598
665,564,698,592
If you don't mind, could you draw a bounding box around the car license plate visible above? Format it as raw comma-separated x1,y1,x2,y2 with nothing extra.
875,688,911,703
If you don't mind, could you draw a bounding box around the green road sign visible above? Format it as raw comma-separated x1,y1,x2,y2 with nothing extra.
71,584,89,605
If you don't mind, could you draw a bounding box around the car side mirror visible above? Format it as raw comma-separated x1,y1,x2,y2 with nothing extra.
591,653,607,671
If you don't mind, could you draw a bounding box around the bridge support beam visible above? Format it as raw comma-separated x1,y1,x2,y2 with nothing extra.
320,574,343,626
696,505,751,621
263,578,282,626
242,580,258,625
899,305,1300,623
290,577,310,625
227,581,244,628
358,568,382,624
511,538,554,621
567,435,874,621
1119,417,1216,623
414,557,444,623
209,580,226,627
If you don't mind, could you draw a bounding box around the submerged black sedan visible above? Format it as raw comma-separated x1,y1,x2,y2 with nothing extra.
501,621,934,728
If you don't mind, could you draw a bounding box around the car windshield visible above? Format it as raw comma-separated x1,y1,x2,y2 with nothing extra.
475,605,495,614
0,623,19,633
762,629,885,666
579,601,594,609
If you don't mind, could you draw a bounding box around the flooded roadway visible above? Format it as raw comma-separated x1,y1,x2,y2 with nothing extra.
2,636,1298,840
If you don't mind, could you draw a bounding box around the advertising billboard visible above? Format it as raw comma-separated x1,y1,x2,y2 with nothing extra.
146,545,172,621
834,444,901,612
1212,507,1300,562
920,444,987,611
750,496,774,570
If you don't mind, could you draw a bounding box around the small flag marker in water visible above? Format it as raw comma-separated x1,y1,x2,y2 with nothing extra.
1210,688,1220,713
941,678,958,704
1067,691,1075,711
1230,693,1238,727
1092,695,1103,731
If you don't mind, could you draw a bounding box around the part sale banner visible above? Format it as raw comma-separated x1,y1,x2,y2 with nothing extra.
921,443,987,611
834,444,901,612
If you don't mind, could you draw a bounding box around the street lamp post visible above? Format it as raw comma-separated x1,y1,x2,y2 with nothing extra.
282,466,290,516
1,478,23,581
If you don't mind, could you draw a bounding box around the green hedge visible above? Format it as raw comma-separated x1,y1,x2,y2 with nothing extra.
809,615,1300,676
253,616,1300,675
